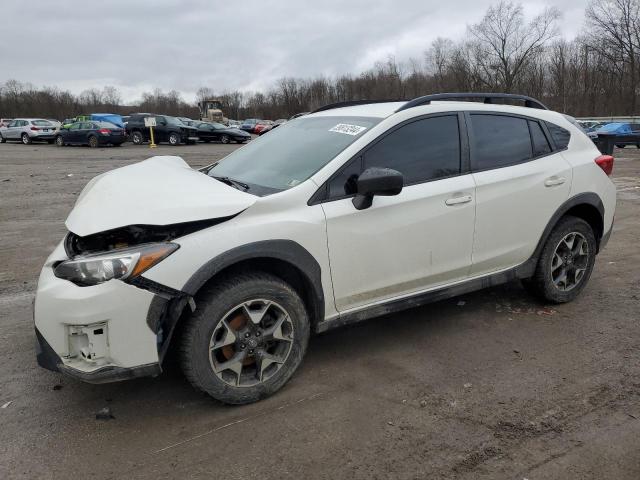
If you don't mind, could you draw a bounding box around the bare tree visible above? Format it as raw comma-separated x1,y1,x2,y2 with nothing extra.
468,1,560,92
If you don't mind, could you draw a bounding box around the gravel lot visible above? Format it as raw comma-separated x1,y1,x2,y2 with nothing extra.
1,141,639,479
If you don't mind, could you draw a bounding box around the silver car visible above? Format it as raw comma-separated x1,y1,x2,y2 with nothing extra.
0,118,57,144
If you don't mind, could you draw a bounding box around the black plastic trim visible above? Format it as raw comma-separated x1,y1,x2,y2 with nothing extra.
57,363,161,384
311,99,405,113
396,93,548,112
181,240,325,326
317,266,521,332
35,328,61,372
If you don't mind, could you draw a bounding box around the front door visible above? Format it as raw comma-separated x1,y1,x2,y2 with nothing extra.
321,114,476,312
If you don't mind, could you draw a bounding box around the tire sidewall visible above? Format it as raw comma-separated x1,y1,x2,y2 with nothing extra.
132,131,143,145
536,216,597,303
169,132,180,145
221,134,230,144
185,275,310,404
55,135,63,146
22,133,31,144
88,136,98,148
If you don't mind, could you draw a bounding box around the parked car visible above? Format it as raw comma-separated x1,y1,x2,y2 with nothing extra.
1,118,13,128
55,121,126,148
228,120,242,128
126,114,199,145
34,93,615,405
0,118,57,144
194,122,251,144
240,118,260,132
254,120,273,135
594,122,640,148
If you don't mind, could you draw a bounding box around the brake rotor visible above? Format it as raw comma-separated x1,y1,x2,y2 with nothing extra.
221,311,255,366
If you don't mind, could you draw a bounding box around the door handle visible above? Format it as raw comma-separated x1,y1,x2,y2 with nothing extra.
445,194,472,206
544,176,566,187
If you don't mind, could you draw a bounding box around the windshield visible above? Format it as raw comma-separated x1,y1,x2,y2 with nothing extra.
32,120,53,126
208,115,380,194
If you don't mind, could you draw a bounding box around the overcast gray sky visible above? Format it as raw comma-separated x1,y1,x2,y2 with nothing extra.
0,0,589,103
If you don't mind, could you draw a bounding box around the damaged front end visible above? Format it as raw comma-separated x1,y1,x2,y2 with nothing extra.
35,218,229,383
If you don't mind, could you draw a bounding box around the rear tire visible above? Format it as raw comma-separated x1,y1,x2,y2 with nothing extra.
131,131,144,145
21,133,31,145
180,273,310,405
88,136,98,148
522,216,597,304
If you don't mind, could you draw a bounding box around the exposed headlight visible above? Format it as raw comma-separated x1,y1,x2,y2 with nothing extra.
54,243,179,286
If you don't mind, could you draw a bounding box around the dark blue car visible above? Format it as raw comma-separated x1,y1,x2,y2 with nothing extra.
595,122,640,148
55,121,126,148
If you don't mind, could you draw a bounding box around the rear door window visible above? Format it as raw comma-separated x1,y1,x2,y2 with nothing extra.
470,114,532,170
529,120,552,157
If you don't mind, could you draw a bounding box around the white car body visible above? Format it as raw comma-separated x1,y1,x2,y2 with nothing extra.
34,95,616,389
0,118,57,143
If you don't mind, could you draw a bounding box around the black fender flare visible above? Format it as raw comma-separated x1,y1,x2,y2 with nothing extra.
516,192,605,278
182,239,324,324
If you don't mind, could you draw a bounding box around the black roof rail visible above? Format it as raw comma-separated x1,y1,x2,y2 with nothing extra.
395,93,549,112
311,99,405,113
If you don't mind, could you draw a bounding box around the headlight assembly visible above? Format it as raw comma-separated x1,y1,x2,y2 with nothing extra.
54,243,178,286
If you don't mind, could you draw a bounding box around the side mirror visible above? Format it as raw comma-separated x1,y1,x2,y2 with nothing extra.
352,167,403,210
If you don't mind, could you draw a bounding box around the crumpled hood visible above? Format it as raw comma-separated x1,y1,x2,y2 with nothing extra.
66,156,256,236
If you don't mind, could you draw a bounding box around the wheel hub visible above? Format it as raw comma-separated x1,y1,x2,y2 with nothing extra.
551,232,589,292
209,299,294,387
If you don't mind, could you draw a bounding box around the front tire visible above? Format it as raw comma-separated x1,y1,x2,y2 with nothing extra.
169,132,180,145
220,134,230,144
180,273,310,405
523,216,597,303
21,133,31,145
55,135,64,147
0,134,5,143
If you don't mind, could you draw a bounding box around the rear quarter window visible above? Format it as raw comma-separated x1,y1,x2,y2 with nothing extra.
545,122,571,150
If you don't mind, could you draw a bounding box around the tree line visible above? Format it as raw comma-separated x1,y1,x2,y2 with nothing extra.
1,0,639,121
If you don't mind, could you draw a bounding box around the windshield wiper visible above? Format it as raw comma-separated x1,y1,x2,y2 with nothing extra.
212,175,250,191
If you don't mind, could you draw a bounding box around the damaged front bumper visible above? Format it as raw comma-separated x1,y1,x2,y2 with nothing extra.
34,240,188,384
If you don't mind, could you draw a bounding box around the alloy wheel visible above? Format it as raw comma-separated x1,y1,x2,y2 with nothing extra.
209,299,294,387
550,232,589,292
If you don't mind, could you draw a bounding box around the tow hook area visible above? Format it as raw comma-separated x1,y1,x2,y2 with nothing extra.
66,322,110,366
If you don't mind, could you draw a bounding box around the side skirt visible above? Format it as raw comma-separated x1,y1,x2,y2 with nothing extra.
315,261,535,333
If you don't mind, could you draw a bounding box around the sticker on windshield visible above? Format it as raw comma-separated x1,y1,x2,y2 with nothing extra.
329,124,367,136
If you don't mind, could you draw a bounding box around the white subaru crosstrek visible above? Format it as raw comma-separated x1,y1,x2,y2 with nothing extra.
35,94,616,404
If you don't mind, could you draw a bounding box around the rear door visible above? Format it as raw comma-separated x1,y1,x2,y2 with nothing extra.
321,113,476,312
467,113,572,276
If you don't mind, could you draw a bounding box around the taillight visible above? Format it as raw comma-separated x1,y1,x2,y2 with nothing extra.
595,155,614,176
98,128,110,135
30,126,39,131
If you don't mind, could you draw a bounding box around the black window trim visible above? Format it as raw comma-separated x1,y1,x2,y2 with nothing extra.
308,111,470,205
465,111,566,174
